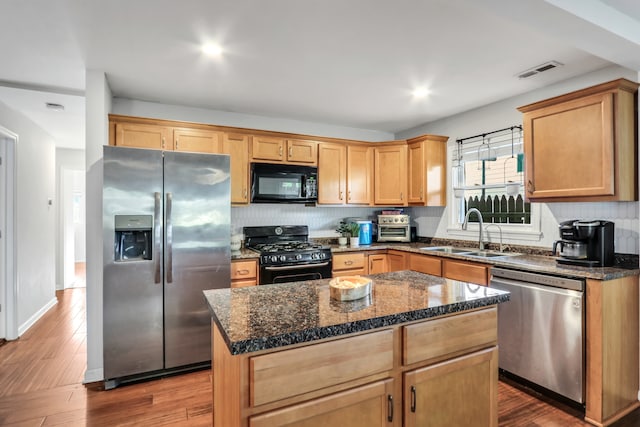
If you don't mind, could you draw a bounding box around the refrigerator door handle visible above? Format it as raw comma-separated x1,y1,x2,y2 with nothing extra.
154,192,162,284
166,192,173,283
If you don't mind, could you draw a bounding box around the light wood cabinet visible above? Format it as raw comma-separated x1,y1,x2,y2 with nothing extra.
404,347,498,427
347,145,373,204
387,250,407,272
222,133,250,204
407,135,448,206
252,136,318,165
318,142,347,204
443,259,490,286
174,128,222,153
318,142,372,205
332,252,367,276
368,254,388,274
231,259,257,288
517,78,639,202
250,379,397,427
114,122,172,150
374,144,408,205
408,254,442,276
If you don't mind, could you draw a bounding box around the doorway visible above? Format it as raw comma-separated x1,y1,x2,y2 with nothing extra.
61,167,86,288
0,126,17,340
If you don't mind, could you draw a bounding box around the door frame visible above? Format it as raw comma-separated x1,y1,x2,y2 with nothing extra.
0,126,17,340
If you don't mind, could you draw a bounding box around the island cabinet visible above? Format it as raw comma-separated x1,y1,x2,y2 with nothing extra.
222,133,251,204
374,144,408,206
407,135,449,206
517,78,639,202
211,306,500,427
317,142,373,205
251,136,318,165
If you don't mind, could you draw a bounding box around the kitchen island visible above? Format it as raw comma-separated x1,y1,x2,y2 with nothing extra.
204,270,510,427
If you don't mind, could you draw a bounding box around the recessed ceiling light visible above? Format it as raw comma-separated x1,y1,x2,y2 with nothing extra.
412,87,430,98
202,43,223,57
45,102,65,111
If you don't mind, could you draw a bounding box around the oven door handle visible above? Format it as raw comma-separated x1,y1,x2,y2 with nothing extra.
264,262,330,271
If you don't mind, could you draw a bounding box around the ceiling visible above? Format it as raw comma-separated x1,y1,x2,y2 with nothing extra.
1,0,639,150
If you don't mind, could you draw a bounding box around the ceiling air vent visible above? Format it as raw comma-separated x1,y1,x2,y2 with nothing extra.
517,61,564,79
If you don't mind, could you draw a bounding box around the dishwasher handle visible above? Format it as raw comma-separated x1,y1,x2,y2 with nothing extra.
490,276,583,298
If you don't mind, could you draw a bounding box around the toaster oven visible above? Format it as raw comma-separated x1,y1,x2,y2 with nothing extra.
377,214,411,242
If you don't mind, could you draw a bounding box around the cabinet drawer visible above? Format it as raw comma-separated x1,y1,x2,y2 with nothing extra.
443,260,489,285
231,260,257,280
250,329,394,406
409,254,442,276
403,308,497,366
332,252,366,271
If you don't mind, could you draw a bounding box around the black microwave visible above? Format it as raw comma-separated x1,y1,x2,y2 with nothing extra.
251,163,318,203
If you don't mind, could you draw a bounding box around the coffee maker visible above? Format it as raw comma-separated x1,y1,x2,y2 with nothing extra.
552,220,615,267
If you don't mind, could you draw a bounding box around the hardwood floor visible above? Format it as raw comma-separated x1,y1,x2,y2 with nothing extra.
1,288,639,426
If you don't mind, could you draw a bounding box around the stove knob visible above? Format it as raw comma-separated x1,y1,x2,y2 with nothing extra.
318,252,325,259
270,255,278,263
279,255,287,262
295,254,302,260
311,253,319,260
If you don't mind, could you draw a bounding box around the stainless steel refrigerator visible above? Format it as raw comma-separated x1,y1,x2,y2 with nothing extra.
103,146,230,388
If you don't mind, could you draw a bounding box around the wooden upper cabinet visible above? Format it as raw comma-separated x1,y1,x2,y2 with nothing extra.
222,133,250,204
407,135,448,206
174,128,222,153
374,144,408,206
318,142,347,204
114,123,172,150
252,136,318,165
252,135,285,162
287,139,318,164
347,145,373,204
518,78,639,202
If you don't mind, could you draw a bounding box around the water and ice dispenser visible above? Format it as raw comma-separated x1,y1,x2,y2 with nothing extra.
114,215,153,261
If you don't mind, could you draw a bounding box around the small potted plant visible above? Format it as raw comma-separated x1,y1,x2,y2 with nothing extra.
335,221,350,247
348,222,360,248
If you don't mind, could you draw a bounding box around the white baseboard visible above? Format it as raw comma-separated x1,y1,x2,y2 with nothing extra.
83,368,104,384
637,389,640,401
18,297,58,336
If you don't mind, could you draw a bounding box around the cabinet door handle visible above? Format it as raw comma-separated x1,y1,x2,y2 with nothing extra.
289,146,293,157
279,146,283,157
175,138,179,150
339,191,344,200
420,186,423,201
411,385,416,412
344,260,353,266
527,180,534,194
348,190,351,201
400,192,403,201
237,269,250,275
162,137,166,149
387,394,394,422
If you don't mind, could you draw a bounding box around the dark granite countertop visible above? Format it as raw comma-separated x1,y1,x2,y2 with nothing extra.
328,242,639,281
204,270,510,355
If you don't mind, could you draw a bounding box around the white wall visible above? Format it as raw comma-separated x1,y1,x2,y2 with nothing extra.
112,98,395,143
0,100,57,335
84,70,111,384
397,65,640,254
55,148,85,289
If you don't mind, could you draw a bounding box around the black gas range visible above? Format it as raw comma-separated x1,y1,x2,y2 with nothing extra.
244,225,332,285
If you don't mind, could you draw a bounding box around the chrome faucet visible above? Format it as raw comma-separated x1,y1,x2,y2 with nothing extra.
484,224,503,252
462,208,484,250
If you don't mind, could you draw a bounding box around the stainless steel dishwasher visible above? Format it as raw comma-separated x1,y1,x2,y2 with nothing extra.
490,267,585,404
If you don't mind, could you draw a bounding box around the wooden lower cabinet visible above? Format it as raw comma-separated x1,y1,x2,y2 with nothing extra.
332,252,367,276
212,308,498,427
443,259,490,286
368,254,388,274
387,251,407,272
231,259,258,287
409,254,442,276
404,347,498,427
250,379,396,427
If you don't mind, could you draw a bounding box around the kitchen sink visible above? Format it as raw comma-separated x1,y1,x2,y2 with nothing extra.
464,250,520,258
420,246,475,254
